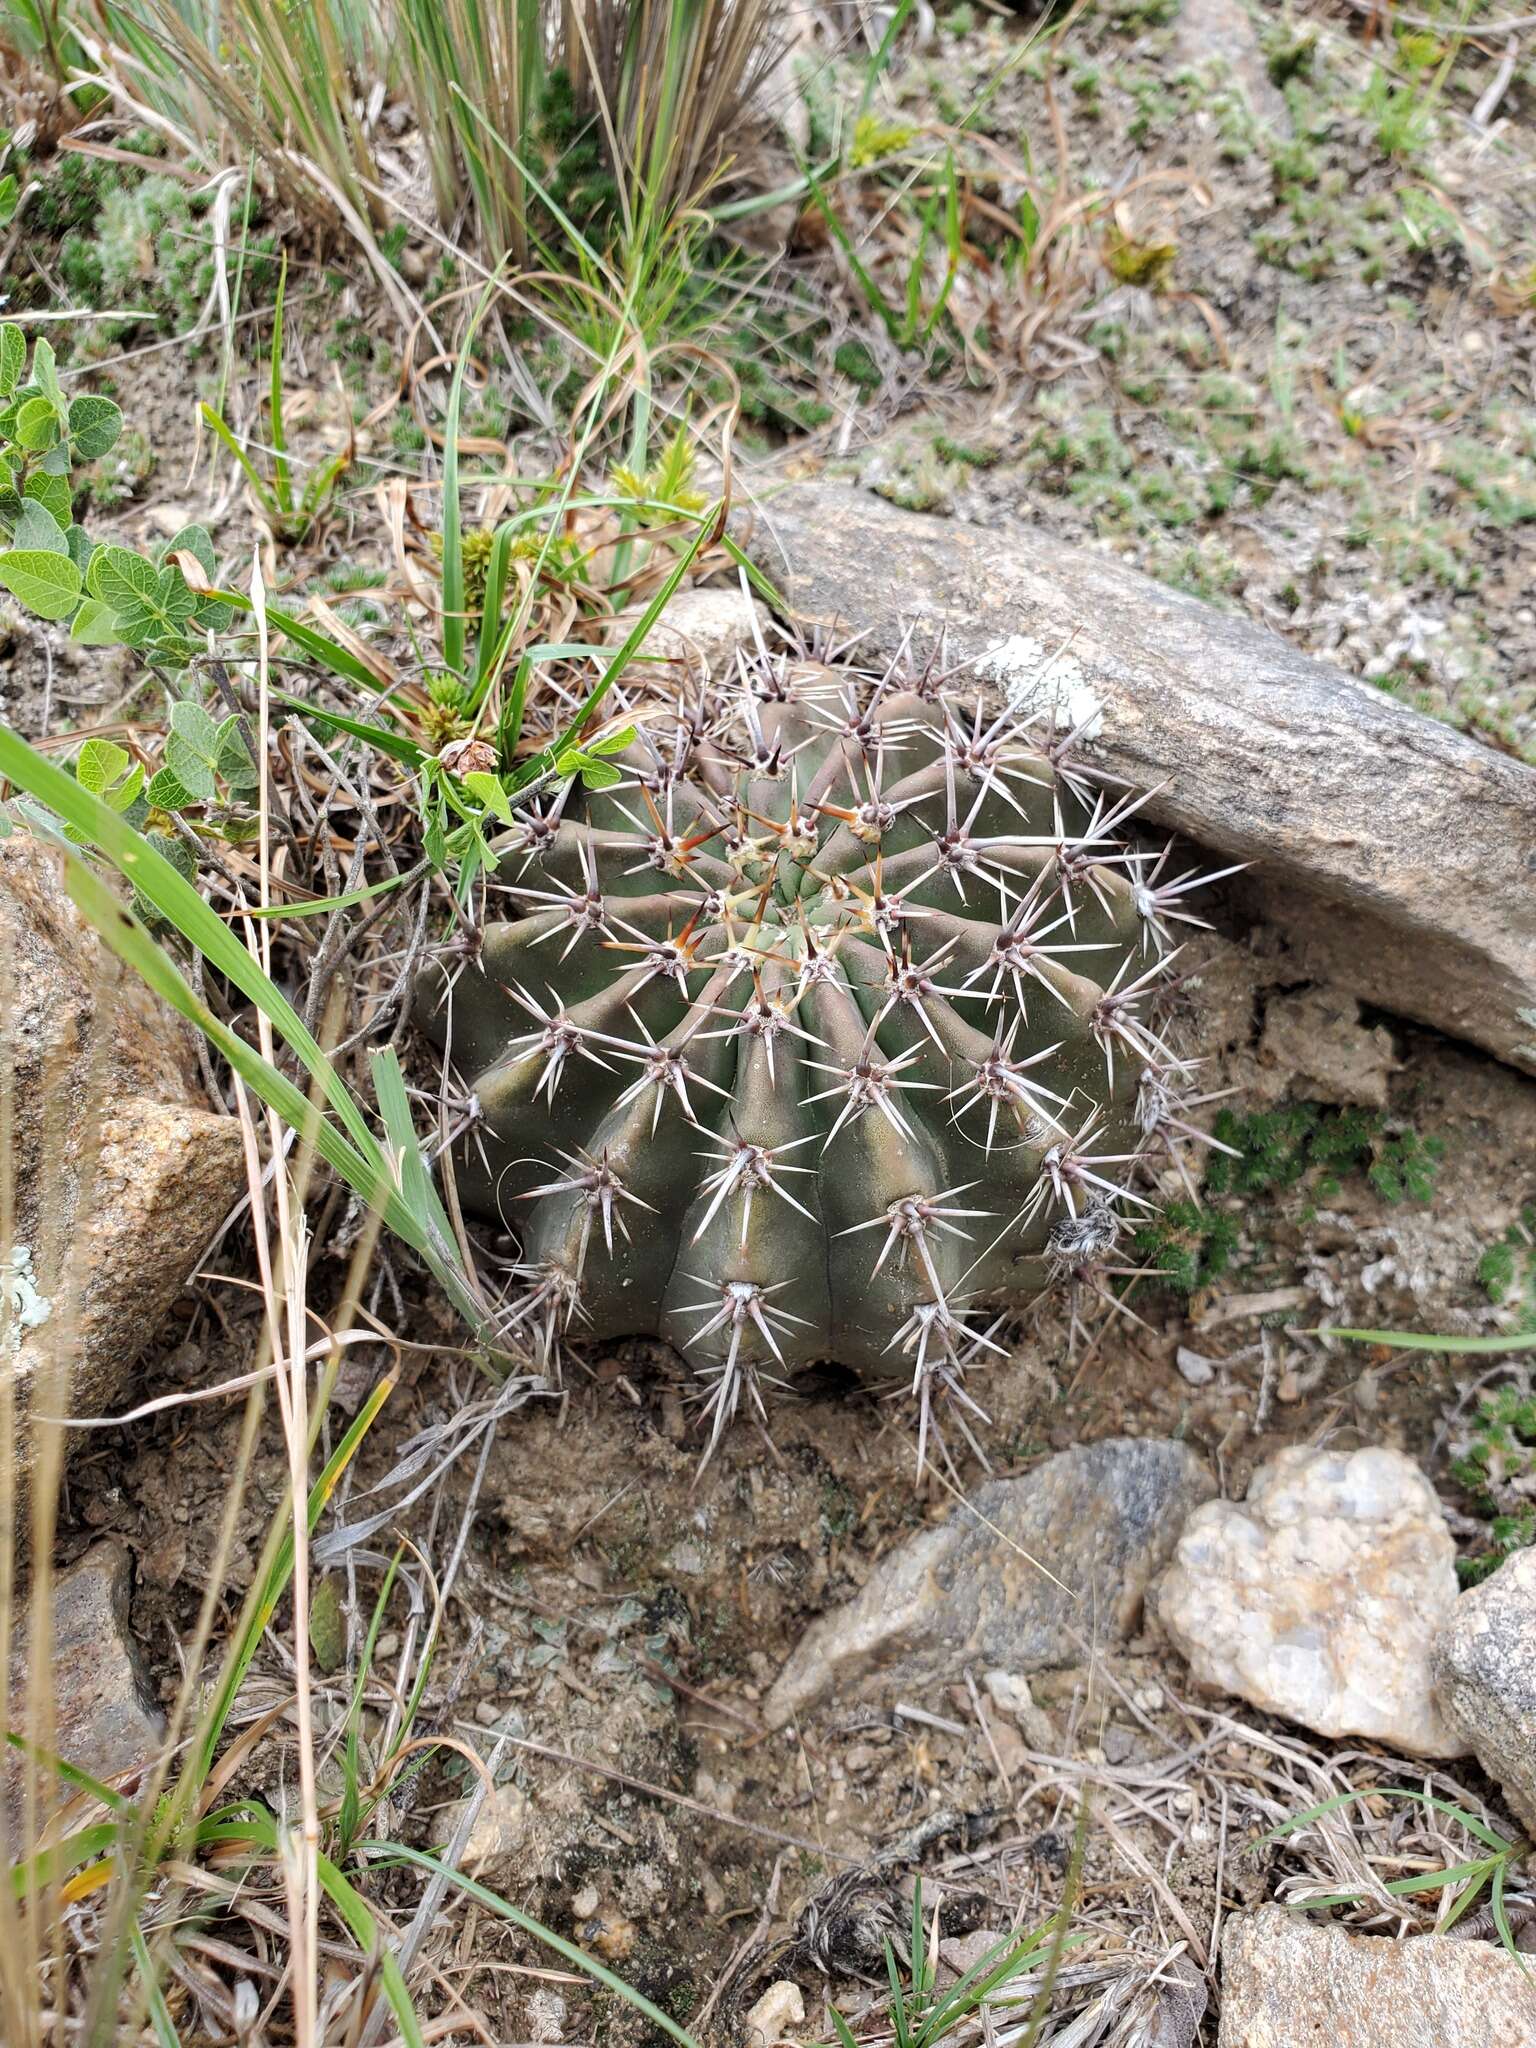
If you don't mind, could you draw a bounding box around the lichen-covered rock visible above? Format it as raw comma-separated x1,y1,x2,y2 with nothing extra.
1152,1444,1467,1757
419,653,1206,1453
1218,1904,1536,2048
0,836,245,1479
1432,1545,1536,1833
764,1437,1214,1727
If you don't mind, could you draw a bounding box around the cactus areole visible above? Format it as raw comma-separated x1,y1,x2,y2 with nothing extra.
417,654,1201,1447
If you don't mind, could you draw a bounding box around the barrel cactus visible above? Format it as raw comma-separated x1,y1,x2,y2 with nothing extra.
417,648,1201,1459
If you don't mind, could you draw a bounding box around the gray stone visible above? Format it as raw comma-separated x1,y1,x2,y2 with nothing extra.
1218,1904,1536,2047
430,1778,531,1877
743,482,1536,1079
606,585,769,683
764,1438,1213,1728
6,1543,163,1800
1153,1445,1466,1757
0,837,246,1482
1255,987,1397,1110
1433,1545,1536,1834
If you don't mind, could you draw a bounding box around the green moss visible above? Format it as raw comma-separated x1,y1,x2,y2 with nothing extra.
58,169,276,348
834,338,882,391
1452,1350,1536,1586
933,433,1001,468
1136,1102,1443,1298
1265,28,1317,86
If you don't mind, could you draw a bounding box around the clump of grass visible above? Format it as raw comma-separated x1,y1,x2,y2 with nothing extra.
392,0,781,267
816,1862,1084,2048
1263,1788,1530,1955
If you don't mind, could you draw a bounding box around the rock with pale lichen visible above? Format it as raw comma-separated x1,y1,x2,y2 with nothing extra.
1218,1904,1536,2047
1433,1546,1536,1833
1153,1444,1467,1757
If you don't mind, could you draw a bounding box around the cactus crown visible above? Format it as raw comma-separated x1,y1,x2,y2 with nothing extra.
418,644,1205,1461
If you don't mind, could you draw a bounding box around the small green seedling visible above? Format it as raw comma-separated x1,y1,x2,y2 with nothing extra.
0,320,234,666
199,255,354,545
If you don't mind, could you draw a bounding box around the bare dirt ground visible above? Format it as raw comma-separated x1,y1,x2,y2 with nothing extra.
52,898,1536,2041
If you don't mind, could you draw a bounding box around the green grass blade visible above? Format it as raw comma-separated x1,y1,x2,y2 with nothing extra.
8,1821,122,1897
1260,1788,1517,1856
3,1732,135,1814
195,1379,395,1782
198,403,277,519
439,294,498,681
827,2011,860,2048
245,862,425,919
361,1843,702,2048
206,589,387,691
1320,1326,1536,1354
518,512,714,786
130,1925,182,2048
0,728,377,1156
268,251,293,521
858,0,916,118
802,165,901,344
272,691,426,767
313,1853,427,2048
1489,1856,1533,1974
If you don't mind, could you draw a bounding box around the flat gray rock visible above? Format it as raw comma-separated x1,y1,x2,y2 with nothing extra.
745,483,1536,1078
764,1438,1213,1728
1433,1545,1536,1834
1219,1904,1536,2047
6,1544,163,1807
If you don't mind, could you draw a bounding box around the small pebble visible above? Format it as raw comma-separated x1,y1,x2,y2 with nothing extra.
744,1980,805,2047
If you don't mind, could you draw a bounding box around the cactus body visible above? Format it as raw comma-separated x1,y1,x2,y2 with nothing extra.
417,655,1193,1442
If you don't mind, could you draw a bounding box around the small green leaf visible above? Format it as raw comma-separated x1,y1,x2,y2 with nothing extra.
0,325,23,398
87,544,157,609
22,470,70,530
76,738,131,796
68,394,122,461
0,548,82,620
590,724,637,757
70,597,123,646
160,736,217,804
308,1578,347,1674
14,395,60,453
160,523,216,580
145,764,198,812
13,499,67,555
461,770,514,824
88,546,195,645
0,176,17,231
214,715,258,793
170,697,221,757
30,336,63,410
